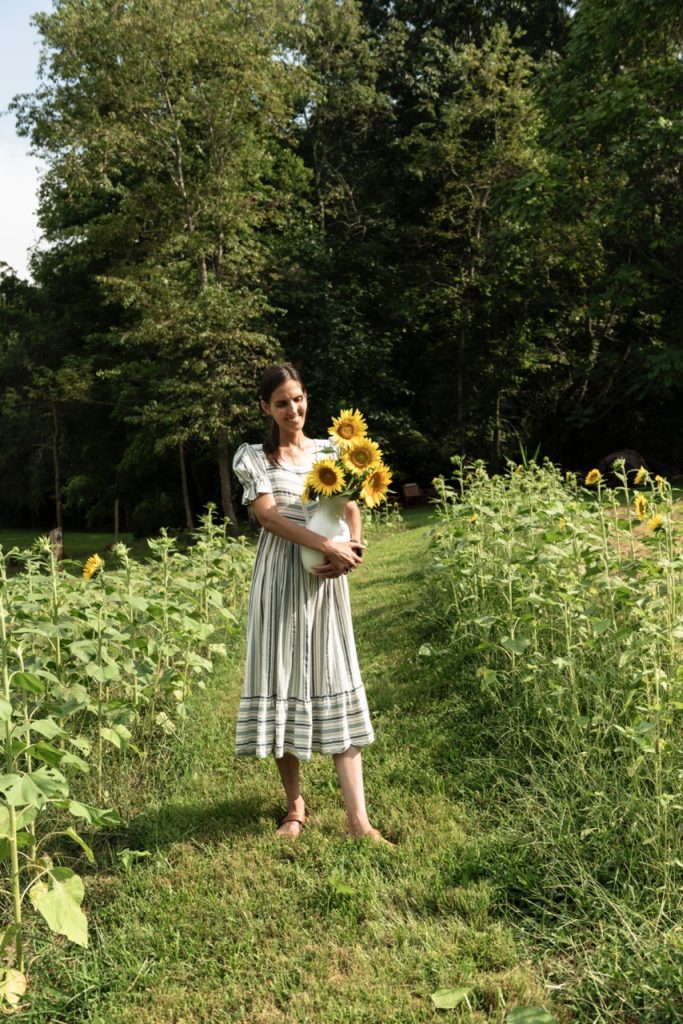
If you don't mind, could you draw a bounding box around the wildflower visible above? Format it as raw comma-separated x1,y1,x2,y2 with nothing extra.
83,553,103,580
305,459,345,498
342,438,383,474
468,513,478,523
584,469,602,486
328,409,367,448
634,466,646,485
645,514,663,532
360,463,393,508
633,494,648,521
559,518,567,530
655,475,665,492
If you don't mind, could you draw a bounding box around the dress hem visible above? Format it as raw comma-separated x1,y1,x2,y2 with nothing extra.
235,736,375,762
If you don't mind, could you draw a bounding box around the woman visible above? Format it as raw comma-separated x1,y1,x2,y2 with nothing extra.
232,364,391,844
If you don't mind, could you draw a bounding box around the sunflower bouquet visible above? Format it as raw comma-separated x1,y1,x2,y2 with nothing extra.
302,409,392,508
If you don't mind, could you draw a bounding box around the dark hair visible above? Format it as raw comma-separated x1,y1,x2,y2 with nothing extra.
260,363,306,466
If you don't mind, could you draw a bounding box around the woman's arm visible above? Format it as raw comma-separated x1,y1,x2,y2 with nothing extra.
251,494,362,573
345,500,363,545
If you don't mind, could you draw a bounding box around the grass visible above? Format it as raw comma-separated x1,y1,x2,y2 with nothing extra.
0,530,137,562
12,508,554,1024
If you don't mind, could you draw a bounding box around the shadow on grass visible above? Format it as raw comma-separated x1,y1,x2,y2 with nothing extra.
89,795,277,865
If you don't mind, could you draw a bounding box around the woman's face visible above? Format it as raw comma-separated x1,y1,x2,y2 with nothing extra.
261,378,308,434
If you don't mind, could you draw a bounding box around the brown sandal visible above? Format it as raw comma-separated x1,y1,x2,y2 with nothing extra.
276,813,306,838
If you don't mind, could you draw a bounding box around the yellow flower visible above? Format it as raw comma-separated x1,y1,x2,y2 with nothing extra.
83,553,103,580
584,469,602,486
655,474,665,491
342,438,383,474
514,465,523,474
360,463,392,508
633,494,648,521
645,514,663,532
328,408,367,448
468,513,478,523
306,458,346,498
634,466,646,485
301,485,312,505
559,518,567,530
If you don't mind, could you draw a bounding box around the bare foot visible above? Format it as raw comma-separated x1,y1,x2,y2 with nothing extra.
350,826,396,847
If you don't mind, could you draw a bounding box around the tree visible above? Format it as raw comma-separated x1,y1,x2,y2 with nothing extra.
15,0,305,532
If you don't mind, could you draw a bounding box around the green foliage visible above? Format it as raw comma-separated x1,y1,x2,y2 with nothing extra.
0,507,252,995
1,0,681,531
429,458,682,1019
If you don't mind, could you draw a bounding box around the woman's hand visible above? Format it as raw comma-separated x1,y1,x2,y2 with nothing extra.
319,538,363,574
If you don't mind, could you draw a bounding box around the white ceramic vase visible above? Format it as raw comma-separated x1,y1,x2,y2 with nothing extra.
300,494,350,574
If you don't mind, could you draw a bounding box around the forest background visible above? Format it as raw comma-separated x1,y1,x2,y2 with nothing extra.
0,0,681,538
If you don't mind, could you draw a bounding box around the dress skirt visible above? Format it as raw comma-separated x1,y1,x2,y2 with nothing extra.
232,441,375,760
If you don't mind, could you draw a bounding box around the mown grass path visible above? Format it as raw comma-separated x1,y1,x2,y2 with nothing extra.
26,516,552,1024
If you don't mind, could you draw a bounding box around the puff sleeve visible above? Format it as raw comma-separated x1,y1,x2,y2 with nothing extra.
232,443,273,505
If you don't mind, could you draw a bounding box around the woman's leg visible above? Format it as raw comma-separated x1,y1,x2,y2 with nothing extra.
275,752,306,836
333,745,386,840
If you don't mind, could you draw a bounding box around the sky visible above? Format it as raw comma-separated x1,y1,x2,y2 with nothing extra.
0,0,54,281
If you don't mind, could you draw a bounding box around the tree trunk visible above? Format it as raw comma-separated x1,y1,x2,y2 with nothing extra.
494,389,502,469
457,324,466,454
178,441,193,530
51,401,63,530
217,428,239,538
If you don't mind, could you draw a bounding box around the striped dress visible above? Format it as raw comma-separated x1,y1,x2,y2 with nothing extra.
232,441,375,760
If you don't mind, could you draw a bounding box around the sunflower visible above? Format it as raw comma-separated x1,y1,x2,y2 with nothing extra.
633,494,648,521
634,466,647,485
328,409,367,448
83,553,103,580
584,469,602,486
655,474,665,491
645,514,663,532
360,463,392,508
342,438,383,474
306,458,346,498
301,485,312,505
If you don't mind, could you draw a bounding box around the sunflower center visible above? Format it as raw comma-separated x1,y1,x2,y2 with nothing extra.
318,467,338,485
339,423,355,439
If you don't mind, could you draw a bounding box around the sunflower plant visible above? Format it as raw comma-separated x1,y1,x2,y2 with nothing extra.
302,408,393,508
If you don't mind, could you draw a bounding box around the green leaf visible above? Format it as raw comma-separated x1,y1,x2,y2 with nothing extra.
501,637,530,655
60,752,91,773
329,872,356,896
1,767,68,807
507,1009,558,1024
25,741,65,768
0,967,27,1007
28,718,65,740
11,672,45,694
590,619,611,636
61,799,124,827
60,685,91,715
29,869,88,947
100,724,131,750
62,827,95,863
431,987,472,1009
0,697,12,722
117,848,151,871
